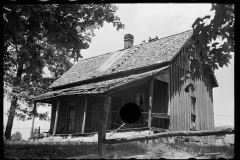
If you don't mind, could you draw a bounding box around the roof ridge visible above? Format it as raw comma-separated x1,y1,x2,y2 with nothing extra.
144,29,193,45
75,30,192,63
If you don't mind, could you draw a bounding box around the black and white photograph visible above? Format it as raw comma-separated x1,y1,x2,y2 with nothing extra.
3,3,234,159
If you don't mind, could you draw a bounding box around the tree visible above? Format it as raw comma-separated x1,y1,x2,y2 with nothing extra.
11,131,22,141
182,4,234,88
3,4,125,140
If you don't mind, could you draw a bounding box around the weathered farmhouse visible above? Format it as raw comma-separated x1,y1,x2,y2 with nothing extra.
34,30,218,143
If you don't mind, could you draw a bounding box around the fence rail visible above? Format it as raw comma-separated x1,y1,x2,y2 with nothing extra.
101,128,234,145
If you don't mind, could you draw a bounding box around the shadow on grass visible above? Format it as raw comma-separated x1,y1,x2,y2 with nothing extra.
4,140,99,159
4,140,149,159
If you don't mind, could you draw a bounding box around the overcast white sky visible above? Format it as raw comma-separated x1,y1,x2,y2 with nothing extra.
3,3,234,140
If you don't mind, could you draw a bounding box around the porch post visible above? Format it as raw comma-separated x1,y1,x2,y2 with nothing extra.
31,101,37,140
98,96,111,159
53,100,60,136
148,78,154,128
81,96,88,133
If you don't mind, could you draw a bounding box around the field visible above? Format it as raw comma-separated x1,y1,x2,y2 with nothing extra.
4,135,234,159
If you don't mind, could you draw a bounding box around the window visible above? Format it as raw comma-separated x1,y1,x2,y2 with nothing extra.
135,92,145,126
67,102,76,131
191,97,196,130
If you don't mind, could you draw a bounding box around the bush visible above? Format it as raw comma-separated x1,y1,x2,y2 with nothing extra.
11,131,22,141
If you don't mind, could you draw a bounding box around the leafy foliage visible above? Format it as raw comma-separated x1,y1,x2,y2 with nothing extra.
3,4,124,119
3,4,124,139
182,4,234,87
11,131,22,141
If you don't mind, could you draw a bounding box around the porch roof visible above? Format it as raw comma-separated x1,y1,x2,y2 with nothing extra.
34,65,169,101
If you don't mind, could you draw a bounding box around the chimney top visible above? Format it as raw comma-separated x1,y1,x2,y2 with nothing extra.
148,36,159,42
124,34,134,49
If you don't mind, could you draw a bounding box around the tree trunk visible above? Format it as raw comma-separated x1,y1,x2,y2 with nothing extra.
4,66,23,140
5,96,18,140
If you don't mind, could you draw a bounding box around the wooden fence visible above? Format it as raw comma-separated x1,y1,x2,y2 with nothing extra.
98,127,234,158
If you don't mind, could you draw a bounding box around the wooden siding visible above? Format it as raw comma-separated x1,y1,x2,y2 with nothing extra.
169,40,215,143
152,79,169,129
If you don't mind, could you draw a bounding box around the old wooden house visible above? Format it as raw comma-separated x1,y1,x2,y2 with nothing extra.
34,30,218,143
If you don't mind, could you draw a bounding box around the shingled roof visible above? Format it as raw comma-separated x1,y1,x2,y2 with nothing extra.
35,66,169,101
49,30,193,89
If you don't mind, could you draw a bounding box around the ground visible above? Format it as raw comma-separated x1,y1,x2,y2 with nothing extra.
4,131,234,159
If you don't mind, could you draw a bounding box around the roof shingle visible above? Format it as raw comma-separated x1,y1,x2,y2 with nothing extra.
49,30,192,89
35,66,169,101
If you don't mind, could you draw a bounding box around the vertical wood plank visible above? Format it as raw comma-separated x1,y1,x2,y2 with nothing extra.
181,68,185,131
170,65,173,131
81,97,88,133
211,86,214,143
209,86,212,143
148,78,154,128
206,82,209,143
194,79,199,140
175,64,178,131
196,78,200,141
170,63,174,131
204,80,207,143
187,78,191,130
199,78,202,141
31,101,37,140
173,64,176,131
208,82,211,143
201,78,204,142
98,96,111,158
178,65,182,131
53,100,60,136
183,70,187,131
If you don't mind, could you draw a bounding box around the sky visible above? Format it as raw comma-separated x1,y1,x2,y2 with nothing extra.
3,3,234,140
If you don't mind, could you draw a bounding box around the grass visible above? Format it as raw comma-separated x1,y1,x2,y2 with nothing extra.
4,138,234,159
4,140,99,159
4,140,149,159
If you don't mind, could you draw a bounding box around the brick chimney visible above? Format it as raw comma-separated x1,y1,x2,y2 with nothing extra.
124,34,134,49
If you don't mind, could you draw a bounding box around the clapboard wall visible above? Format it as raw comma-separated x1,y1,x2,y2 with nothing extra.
169,38,215,143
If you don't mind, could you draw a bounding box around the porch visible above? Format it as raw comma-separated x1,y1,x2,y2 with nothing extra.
32,65,170,139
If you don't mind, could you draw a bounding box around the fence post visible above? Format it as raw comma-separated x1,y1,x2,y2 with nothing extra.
98,96,111,159
38,127,40,137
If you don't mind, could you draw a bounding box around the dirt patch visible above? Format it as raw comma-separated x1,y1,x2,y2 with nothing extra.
68,141,195,159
